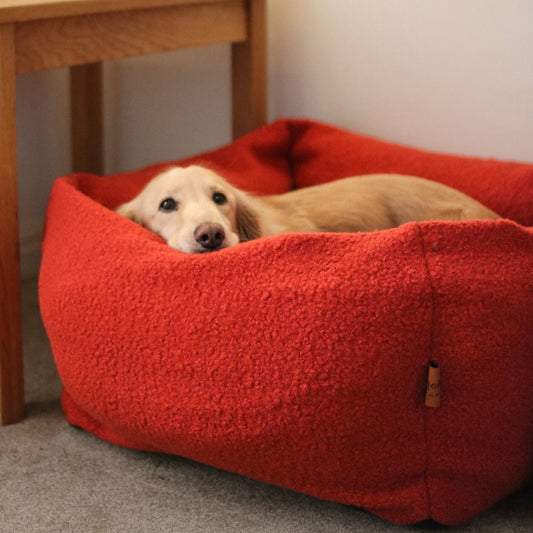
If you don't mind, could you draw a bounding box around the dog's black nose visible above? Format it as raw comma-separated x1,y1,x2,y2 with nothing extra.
194,223,225,250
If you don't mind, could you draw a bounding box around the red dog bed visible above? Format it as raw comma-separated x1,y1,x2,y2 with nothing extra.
39,119,533,525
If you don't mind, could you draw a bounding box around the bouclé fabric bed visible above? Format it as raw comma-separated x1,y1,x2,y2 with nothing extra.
39,119,533,525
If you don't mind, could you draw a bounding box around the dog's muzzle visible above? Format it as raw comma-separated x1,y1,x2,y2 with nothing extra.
194,223,225,251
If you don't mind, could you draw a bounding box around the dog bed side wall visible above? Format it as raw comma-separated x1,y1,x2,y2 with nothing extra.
419,221,533,524
284,118,533,226
40,177,442,525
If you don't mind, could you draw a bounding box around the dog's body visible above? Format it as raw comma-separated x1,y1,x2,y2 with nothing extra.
116,165,500,253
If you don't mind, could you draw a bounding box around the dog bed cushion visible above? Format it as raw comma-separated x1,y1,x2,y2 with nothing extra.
39,119,533,525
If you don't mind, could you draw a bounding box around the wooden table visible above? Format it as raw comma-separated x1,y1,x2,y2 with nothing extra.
0,0,266,425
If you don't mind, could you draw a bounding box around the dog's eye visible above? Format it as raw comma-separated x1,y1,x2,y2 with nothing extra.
212,192,227,205
159,198,178,212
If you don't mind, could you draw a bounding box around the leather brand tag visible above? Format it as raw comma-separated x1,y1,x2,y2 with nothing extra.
425,360,441,408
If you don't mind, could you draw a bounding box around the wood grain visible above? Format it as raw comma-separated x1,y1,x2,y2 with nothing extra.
0,0,230,23
231,0,266,139
15,1,247,73
0,24,25,425
71,63,104,173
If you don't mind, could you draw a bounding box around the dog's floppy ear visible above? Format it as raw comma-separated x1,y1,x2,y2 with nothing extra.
235,192,261,242
116,199,142,225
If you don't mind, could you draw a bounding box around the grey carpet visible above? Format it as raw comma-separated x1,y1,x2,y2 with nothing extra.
1,279,531,532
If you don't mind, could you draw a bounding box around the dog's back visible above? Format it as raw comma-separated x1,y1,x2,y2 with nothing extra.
256,174,500,234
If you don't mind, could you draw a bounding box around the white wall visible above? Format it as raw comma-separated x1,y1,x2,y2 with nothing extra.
16,0,533,278
269,0,533,159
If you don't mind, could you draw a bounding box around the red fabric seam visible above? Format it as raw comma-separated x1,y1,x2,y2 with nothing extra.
416,223,437,519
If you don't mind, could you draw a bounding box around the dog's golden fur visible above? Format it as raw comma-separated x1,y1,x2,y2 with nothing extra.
116,165,500,253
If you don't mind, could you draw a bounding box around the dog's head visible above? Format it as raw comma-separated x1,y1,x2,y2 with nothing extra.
116,166,261,253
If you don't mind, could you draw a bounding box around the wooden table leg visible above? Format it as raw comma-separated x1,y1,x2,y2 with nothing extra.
70,62,104,174
231,0,267,139
0,23,25,426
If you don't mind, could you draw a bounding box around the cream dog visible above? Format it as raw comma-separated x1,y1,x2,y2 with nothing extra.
116,165,500,253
